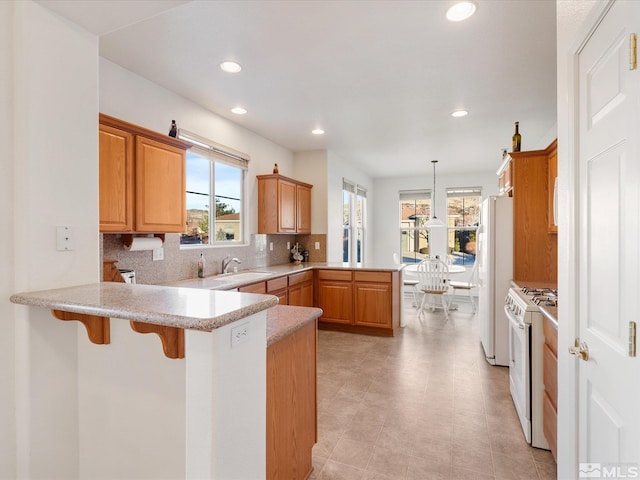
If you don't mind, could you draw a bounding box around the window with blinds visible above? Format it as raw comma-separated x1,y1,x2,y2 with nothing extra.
178,130,249,246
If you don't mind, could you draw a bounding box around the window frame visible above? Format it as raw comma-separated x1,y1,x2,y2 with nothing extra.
399,189,431,264
179,130,250,248
446,187,482,266
342,179,366,264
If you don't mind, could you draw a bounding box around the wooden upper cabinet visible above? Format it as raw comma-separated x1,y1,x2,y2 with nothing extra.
99,124,134,232
296,183,312,234
135,136,186,233
257,174,313,234
547,141,558,234
99,114,190,233
497,157,513,195
510,140,558,283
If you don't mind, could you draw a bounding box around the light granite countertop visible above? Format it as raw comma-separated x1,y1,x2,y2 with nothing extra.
164,261,403,290
266,305,322,346
10,282,278,332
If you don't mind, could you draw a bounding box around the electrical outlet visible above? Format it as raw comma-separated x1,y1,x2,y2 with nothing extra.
152,247,164,261
286,241,290,250
231,323,250,347
269,242,273,251
56,226,74,251
315,242,320,250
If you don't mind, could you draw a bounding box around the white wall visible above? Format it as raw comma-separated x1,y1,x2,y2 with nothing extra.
8,2,99,478
556,1,599,478
294,150,328,234
373,171,499,262
0,2,16,478
326,150,374,263
100,59,297,239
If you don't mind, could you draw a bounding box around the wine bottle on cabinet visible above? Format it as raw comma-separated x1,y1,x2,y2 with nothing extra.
512,121,521,152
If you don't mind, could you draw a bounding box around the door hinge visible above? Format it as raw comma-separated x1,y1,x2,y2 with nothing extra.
629,321,636,357
630,33,637,70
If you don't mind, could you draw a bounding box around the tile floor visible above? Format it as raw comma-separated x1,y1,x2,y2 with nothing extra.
310,300,557,480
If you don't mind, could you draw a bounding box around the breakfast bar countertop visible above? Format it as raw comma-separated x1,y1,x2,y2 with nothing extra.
10,282,278,332
266,304,322,346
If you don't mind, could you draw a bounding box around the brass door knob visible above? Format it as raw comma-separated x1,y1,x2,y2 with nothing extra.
569,338,589,361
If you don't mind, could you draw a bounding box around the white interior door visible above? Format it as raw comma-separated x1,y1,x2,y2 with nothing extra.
577,0,640,471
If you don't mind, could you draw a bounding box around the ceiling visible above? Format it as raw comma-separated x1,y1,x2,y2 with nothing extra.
38,0,557,178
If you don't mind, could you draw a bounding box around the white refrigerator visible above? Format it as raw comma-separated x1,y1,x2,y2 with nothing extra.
477,195,513,366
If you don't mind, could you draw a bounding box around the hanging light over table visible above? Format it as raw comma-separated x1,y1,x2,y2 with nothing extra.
426,160,445,227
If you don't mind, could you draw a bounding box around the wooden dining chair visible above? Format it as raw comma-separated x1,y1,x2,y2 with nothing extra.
447,260,479,313
416,258,450,320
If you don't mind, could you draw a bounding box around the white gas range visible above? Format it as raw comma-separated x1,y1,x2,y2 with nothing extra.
504,284,557,450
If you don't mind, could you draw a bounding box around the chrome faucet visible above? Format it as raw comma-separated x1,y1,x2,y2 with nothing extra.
222,254,242,274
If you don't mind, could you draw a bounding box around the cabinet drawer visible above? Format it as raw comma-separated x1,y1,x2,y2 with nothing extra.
543,391,558,462
543,343,558,409
239,282,267,294
289,270,313,286
317,270,352,282
543,317,558,356
354,271,391,283
267,276,288,293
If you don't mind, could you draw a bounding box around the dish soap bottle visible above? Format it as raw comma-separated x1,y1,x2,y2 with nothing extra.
197,252,205,278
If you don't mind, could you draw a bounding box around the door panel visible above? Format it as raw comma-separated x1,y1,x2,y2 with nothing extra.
578,0,640,465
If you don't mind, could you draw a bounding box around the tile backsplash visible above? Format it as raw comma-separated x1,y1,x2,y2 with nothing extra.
102,233,327,285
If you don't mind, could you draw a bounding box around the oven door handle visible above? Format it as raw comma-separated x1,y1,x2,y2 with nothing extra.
504,304,525,330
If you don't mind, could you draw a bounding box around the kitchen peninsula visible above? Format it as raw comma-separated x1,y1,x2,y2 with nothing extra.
10,283,321,479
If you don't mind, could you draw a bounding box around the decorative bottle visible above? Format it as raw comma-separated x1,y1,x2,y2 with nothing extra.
273,163,279,174
512,122,521,152
169,120,177,138
197,252,205,278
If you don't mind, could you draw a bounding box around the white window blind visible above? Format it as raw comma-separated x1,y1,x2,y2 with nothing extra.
178,129,250,170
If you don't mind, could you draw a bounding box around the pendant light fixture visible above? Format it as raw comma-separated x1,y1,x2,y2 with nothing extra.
426,160,445,227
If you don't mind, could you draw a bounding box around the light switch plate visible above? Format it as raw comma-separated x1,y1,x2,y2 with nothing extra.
315,242,320,250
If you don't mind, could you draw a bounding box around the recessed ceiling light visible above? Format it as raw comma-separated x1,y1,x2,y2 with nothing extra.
451,109,468,117
446,1,477,22
312,128,325,135
231,107,247,115
220,61,242,73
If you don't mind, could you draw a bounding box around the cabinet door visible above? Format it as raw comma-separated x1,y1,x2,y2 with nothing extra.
316,280,352,324
135,136,186,233
296,184,312,234
547,143,558,233
289,281,313,307
267,320,316,480
99,124,134,232
354,282,392,328
278,179,297,233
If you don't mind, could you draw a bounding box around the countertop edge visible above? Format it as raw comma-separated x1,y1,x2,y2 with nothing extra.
266,305,322,346
163,262,403,290
10,284,279,332
539,305,558,329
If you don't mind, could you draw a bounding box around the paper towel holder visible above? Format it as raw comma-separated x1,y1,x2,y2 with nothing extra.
121,234,165,249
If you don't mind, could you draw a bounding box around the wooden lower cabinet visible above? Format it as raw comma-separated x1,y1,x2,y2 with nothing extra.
543,316,558,462
288,271,314,307
267,276,288,305
267,320,317,480
316,270,353,325
316,269,400,336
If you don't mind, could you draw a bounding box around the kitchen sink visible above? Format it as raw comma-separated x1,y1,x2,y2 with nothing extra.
216,271,274,282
